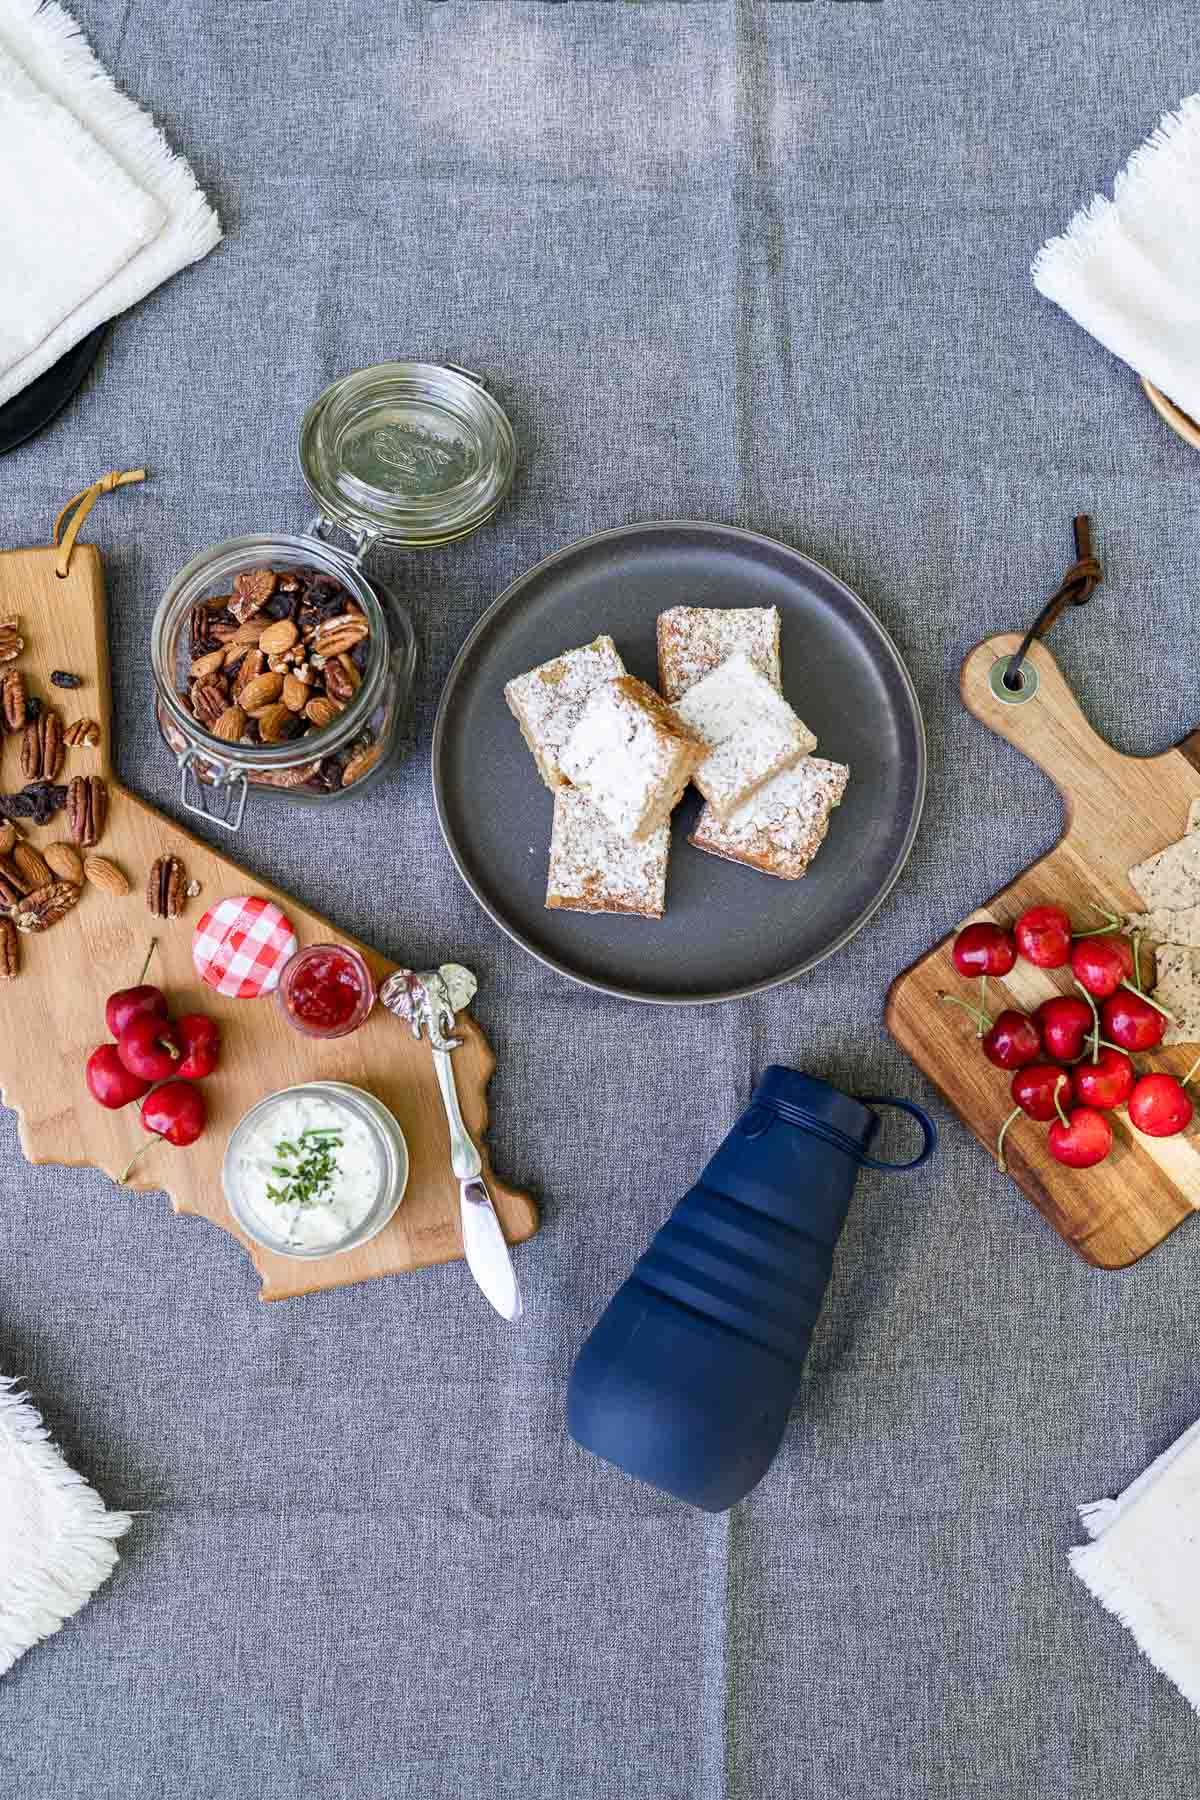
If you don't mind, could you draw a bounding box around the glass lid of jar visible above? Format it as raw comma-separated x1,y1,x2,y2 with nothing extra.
298,361,517,551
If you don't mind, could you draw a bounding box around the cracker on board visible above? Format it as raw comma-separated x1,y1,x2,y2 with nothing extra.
1126,905,1200,948
1151,944,1200,1047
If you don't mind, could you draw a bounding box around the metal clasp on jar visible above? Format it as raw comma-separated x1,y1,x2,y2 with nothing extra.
176,744,250,833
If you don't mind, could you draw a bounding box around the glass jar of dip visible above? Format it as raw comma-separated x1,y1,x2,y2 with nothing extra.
152,361,516,833
223,1081,408,1259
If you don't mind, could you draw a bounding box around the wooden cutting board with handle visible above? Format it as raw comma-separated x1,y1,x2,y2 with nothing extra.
887,631,1200,1269
0,541,537,1299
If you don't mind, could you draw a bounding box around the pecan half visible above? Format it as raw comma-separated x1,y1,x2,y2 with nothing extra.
342,742,383,787
191,681,228,728
0,916,18,978
0,618,24,663
13,880,81,934
147,854,187,919
20,709,63,782
0,860,29,905
229,567,278,622
67,775,107,847
1,670,26,734
323,656,360,705
313,613,370,658
63,718,101,749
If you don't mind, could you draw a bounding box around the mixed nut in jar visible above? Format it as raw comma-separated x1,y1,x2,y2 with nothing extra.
151,361,515,833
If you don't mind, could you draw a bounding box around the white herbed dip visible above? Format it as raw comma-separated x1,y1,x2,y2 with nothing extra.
230,1088,382,1251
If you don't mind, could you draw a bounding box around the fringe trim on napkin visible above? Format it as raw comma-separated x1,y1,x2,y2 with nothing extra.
0,1377,131,1677
0,0,220,265
1032,94,1200,285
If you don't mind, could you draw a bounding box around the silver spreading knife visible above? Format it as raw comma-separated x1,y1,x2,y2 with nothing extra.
380,963,523,1322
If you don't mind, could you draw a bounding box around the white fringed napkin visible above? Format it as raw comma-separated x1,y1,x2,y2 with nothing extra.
0,1377,131,1676
1071,1418,1200,1713
0,0,220,408
1033,95,1200,424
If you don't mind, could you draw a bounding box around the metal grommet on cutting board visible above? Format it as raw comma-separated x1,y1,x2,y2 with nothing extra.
989,656,1040,705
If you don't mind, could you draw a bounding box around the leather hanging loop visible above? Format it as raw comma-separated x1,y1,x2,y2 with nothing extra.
52,468,146,578
1003,515,1103,693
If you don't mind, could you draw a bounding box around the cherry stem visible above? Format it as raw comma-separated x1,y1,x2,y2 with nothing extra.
1130,932,1144,995
1182,1053,1200,1089
136,937,159,988
996,1107,1021,1174
1072,979,1101,1063
1097,1039,1126,1053
1054,1080,1071,1129
1119,980,1174,1022
940,992,992,1032
118,1137,158,1185
978,975,988,1036
1075,905,1124,938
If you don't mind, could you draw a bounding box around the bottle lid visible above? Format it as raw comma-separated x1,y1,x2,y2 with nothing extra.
298,362,516,551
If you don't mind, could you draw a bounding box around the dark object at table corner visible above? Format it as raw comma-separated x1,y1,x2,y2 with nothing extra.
432,519,927,1005
0,325,106,457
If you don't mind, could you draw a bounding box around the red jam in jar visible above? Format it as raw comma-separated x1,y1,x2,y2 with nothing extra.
277,944,376,1039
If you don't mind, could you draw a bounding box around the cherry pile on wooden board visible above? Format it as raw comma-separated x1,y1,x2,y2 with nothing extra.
84,942,221,1182
946,904,1197,1171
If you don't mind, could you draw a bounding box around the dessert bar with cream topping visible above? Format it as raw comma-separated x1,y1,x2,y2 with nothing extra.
546,788,669,918
657,605,782,702
690,756,849,880
673,650,816,819
504,635,626,789
559,675,705,841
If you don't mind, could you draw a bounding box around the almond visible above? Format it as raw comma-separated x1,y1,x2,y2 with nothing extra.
238,671,284,711
231,618,267,645
257,702,299,744
43,841,83,884
282,674,309,712
0,821,18,858
11,844,51,889
232,648,265,698
304,695,341,728
190,648,227,680
84,854,130,896
213,704,248,742
259,619,299,656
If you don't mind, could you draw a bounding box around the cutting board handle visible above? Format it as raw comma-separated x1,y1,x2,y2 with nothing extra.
960,632,1152,846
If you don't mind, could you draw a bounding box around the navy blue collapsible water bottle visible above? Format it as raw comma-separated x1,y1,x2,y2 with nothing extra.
567,1066,935,1512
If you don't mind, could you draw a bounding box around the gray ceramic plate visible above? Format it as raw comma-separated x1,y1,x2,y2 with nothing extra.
432,521,925,1004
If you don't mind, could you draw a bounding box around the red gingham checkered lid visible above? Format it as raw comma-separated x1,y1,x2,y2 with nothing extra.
191,895,299,999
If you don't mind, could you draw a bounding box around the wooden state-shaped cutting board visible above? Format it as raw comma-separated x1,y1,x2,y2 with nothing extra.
887,632,1200,1269
0,543,537,1299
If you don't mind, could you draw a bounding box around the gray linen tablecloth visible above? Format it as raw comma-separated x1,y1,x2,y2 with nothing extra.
4,3,1200,1795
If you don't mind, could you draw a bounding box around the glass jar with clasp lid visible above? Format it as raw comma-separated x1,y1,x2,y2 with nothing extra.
152,361,516,832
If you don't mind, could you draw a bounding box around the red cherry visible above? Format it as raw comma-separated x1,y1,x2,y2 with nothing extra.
1128,1073,1193,1139
1047,1107,1113,1168
85,1043,151,1110
1070,935,1134,999
175,1013,221,1081
142,1081,207,1148
105,983,167,1041
117,1013,184,1083
952,922,1017,978
983,1010,1041,1070
1035,996,1094,1063
1100,990,1167,1053
1014,905,1073,969
1072,1047,1135,1111
1011,1064,1071,1122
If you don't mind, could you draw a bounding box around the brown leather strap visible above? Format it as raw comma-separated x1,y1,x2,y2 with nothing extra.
1003,515,1103,692
53,468,146,578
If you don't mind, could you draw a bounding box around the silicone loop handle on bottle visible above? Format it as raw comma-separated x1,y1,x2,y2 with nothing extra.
853,1098,937,1172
